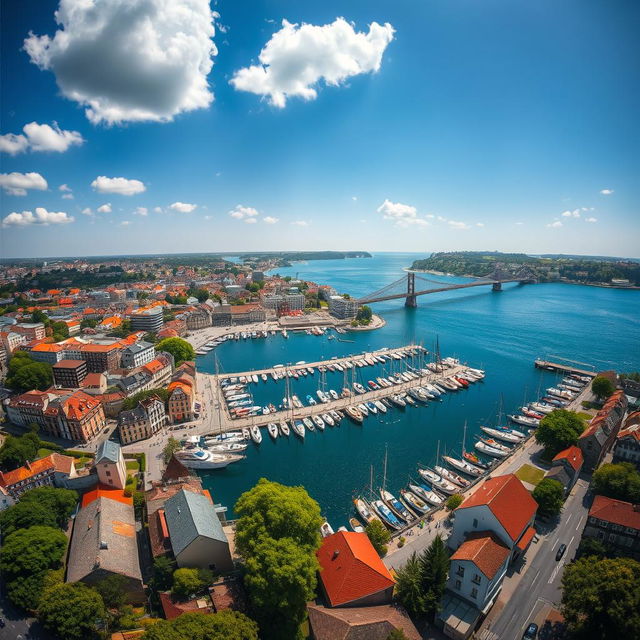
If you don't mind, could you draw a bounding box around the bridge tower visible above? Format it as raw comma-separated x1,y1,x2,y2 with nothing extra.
405,272,417,307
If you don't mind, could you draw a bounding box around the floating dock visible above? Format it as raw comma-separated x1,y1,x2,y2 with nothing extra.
534,359,597,377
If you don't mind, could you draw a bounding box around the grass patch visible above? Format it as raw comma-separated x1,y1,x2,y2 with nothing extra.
516,463,545,486
74,456,90,470
37,447,55,459
125,460,140,471
577,411,593,421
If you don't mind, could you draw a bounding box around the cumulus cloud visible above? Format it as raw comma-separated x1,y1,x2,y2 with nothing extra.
134,207,148,216
291,220,310,227
24,0,218,125
263,216,279,224
0,172,48,196
229,204,259,220
599,189,614,195
81,207,93,215
59,183,71,192
0,121,83,154
91,176,145,196
231,18,394,108
547,221,563,228
244,217,258,224
62,193,74,200
153,206,163,213
378,199,429,228
170,202,197,213
561,209,581,218
2,207,73,227
475,222,485,227
97,203,112,213
448,220,471,230
585,217,598,223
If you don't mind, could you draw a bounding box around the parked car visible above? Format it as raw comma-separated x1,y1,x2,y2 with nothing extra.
522,622,538,639
556,543,567,561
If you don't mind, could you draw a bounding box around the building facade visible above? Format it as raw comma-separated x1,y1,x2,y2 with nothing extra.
613,412,640,469
0,453,78,499
52,359,88,388
118,395,166,444
120,341,155,369
130,306,164,333
95,441,127,490
329,296,360,319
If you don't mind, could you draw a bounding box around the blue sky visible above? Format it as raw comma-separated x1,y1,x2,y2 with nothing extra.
1,0,638,259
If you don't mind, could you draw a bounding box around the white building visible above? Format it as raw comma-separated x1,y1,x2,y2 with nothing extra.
328,295,360,319
121,341,155,369
95,441,127,490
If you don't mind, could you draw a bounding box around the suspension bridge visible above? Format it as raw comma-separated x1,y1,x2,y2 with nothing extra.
356,264,537,307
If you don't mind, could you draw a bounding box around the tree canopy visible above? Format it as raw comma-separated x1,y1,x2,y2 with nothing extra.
592,462,640,503
94,574,129,610
420,535,450,619
122,387,170,411
162,437,182,464
38,582,106,640
591,375,615,401
0,431,41,470
5,351,53,392
534,409,585,458
365,519,391,556
156,337,195,366
172,567,205,600
234,478,323,556
561,556,640,639
394,552,426,618
532,477,565,518
142,610,258,640
445,494,464,511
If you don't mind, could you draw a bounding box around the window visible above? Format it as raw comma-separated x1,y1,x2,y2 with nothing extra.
456,566,465,577
454,580,461,590
105,470,111,476
471,588,478,599
473,518,478,528
472,574,481,584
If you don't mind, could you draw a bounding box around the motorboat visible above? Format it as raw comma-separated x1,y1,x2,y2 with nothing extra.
353,383,367,394
442,454,484,477
358,403,369,417
292,395,303,409
322,413,335,427
261,373,268,382
303,417,315,431
435,465,470,488
371,500,403,530
330,410,342,423
530,402,555,414
267,423,278,439
279,421,290,436
349,517,365,533
403,394,417,407
175,447,243,469
400,489,430,514
389,395,406,408
366,402,378,414
320,521,334,538
418,467,458,494
208,431,245,443
250,426,262,444
354,497,378,524
368,380,380,390
306,395,317,406
317,390,330,404
374,400,387,413
521,407,544,420
345,406,364,424
292,420,305,439
329,389,339,400
409,483,444,506
207,442,248,453
313,415,326,430
481,426,523,443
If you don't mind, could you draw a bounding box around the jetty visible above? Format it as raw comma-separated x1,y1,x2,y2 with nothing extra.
534,358,597,377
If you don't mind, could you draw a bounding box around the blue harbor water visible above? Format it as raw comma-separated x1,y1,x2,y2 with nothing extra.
196,253,640,528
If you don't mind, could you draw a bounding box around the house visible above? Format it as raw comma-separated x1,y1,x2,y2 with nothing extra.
447,531,510,612
307,603,421,640
448,474,538,560
118,395,166,444
142,354,174,387
613,412,640,469
158,592,213,620
95,441,127,490
546,445,584,494
12,322,46,341
121,341,155,369
581,495,640,559
0,453,77,499
316,531,395,608
66,486,144,601
578,391,628,472
0,330,26,354
162,489,233,572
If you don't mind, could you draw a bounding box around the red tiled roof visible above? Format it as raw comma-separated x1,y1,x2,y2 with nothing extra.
158,592,212,620
553,445,584,473
317,531,395,607
0,453,74,488
451,531,510,579
589,495,640,530
515,526,537,552
82,485,133,508
580,391,626,439
53,359,85,369
458,474,537,542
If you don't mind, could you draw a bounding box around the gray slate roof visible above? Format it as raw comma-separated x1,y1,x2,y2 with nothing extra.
96,440,120,464
164,489,227,556
67,495,142,583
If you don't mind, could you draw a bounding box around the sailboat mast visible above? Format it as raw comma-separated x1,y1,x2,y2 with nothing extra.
462,421,467,454
382,445,388,491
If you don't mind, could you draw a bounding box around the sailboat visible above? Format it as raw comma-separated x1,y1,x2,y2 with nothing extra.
379,447,414,524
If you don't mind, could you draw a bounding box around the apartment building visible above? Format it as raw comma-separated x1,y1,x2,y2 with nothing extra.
130,306,164,333
118,395,167,444
0,453,77,499
121,341,155,369
52,359,88,388
329,296,360,319
12,322,46,340
613,412,640,470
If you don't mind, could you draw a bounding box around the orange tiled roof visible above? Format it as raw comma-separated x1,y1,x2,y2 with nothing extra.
317,531,395,607
168,381,192,396
31,342,64,352
458,474,537,542
451,531,510,579
143,358,167,375
0,453,74,488
552,445,584,473
82,485,133,508
589,495,640,530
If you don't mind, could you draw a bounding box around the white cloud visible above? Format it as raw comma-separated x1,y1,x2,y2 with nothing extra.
81,207,93,215
599,189,614,195
62,193,74,200
291,220,310,227
547,221,563,228
475,222,485,227
561,209,581,218
91,176,145,196
0,122,83,154
59,183,71,192
134,207,148,216
97,203,112,213
231,18,394,108
2,207,73,227
229,204,259,220
0,172,48,196
120,220,131,227
170,202,197,213
352,196,358,201
448,220,471,230
244,217,257,224
153,206,163,213
263,216,279,224
377,199,429,228
24,0,217,125
585,217,598,223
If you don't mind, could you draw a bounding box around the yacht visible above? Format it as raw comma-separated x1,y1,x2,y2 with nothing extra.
475,438,509,458
371,500,403,530
381,489,414,523
322,413,335,427
354,497,377,524
206,442,248,454
442,455,484,477
329,389,339,400
389,394,406,408
435,465,470,488
374,400,387,413
357,403,369,417
400,489,429,514
176,448,243,469
418,467,457,494
481,426,523,443
303,417,315,431
250,426,262,444
330,409,342,423
509,414,540,427
317,390,330,404
409,483,444,506
267,423,278,440
313,415,326,430
279,421,290,437
292,395,303,409
345,406,364,424
353,383,366,394
292,420,305,439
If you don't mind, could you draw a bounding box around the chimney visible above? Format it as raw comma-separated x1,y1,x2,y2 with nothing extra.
332,550,340,560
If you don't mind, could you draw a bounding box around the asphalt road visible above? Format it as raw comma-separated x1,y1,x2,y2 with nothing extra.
486,477,590,640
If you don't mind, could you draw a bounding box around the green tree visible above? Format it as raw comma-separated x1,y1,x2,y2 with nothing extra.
5,352,53,392
532,477,565,518
420,535,450,619
80,318,98,329
162,437,182,464
0,500,57,536
534,409,585,458
592,462,640,503
94,574,128,609
21,486,78,527
31,309,50,325
561,556,640,639
51,321,69,342
234,478,323,556
356,305,373,324
122,387,170,410
386,631,409,640
151,556,176,592
592,375,615,401
38,582,106,640
0,432,41,470
156,337,195,366
244,536,318,640
445,494,464,511
365,518,391,556
171,567,204,600
142,610,258,640
576,537,611,559
394,552,426,618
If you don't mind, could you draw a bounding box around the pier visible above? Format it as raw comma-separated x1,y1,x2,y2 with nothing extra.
534,359,597,377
